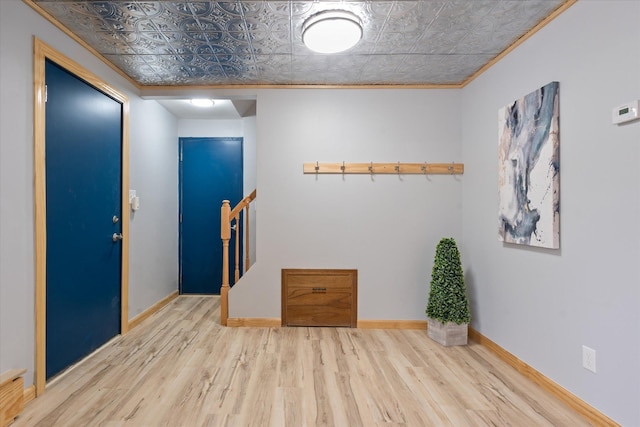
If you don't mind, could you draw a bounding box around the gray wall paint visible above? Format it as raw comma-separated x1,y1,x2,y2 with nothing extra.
0,0,179,386
128,99,179,318
230,89,463,320
460,2,640,425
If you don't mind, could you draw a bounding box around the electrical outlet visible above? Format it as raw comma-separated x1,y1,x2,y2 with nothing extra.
582,345,596,373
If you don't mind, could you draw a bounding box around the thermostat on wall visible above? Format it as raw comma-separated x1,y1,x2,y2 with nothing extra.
612,100,639,124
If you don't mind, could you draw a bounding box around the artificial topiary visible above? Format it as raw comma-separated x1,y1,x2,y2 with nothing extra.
426,237,471,325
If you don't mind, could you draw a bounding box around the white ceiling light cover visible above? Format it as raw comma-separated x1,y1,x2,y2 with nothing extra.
190,99,215,107
302,10,363,54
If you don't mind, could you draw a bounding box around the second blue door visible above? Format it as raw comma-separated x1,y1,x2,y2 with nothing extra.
180,137,243,294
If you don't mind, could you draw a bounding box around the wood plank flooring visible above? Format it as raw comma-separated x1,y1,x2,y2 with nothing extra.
15,296,592,426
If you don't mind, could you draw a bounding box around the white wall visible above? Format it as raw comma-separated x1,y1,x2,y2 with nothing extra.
230,89,463,320
461,1,640,425
0,0,179,387
178,119,243,139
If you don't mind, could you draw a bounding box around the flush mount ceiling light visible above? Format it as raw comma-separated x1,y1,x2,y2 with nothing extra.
190,99,214,107
302,10,363,54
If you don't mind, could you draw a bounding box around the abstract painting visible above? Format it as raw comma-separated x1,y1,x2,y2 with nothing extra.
498,81,560,249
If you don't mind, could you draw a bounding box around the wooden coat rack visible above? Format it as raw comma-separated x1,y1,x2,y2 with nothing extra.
303,162,464,175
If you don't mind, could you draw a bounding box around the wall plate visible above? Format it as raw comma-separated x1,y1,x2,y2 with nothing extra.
612,100,639,124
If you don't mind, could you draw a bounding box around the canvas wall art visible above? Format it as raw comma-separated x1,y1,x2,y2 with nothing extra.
498,81,560,249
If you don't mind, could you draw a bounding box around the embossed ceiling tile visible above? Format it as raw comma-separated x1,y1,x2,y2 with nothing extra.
38,2,114,34
424,54,497,83
325,55,369,71
32,0,572,86
186,68,228,85
429,1,495,33
175,31,210,44
214,1,249,16
88,2,144,33
291,55,368,83
254,53,290,67
169,1,215,17
102,54,160,81
187,17,225,33
131,35,175,56
240,4,291,33
372,31,424,55
217,54,254,70
231,16,269,33
458,29,514,55
223,68,261,84
152,54,201,69
495,1,564,24
206,44,237,62
366,1,394,18
250,33,292,55
492,1,562,36
290,55,331,74
35,1,89,18
289,1,315,17
141,3,195,33
79,31,138,55
414,29,468,54
255,56,292,82
363,54,407,73
383,1,443,33
226,31,265,44
115,1,163,18
346,39,377,56
193,45,228,62
102,53,147,68
357,2,393,34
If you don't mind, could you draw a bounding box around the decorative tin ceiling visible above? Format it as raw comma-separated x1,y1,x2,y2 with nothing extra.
32,1,569,86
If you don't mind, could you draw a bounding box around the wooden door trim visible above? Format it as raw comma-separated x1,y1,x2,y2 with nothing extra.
33,38,130,396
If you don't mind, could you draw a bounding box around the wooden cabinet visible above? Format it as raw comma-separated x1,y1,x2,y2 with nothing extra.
282,269,357,327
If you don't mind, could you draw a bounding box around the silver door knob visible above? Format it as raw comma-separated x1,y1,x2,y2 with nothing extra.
112,233,123,242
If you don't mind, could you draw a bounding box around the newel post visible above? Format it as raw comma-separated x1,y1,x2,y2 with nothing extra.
220,200,231,326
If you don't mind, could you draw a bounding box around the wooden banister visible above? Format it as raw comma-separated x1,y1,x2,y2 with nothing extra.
220,189,256,326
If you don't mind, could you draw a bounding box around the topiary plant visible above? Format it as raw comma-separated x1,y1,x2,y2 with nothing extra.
426,237,471,325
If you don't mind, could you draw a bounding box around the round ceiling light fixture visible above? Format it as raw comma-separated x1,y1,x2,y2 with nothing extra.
190,99,215,107
302,10,363,54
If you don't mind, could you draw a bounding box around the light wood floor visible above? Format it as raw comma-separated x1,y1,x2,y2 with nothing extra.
16,296,591,426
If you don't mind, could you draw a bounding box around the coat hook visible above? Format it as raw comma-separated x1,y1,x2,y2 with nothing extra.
421,162,427,174
341,161,346,173
448,162,454,174
315,161,319,173
395,161,400,173
368,161,374,174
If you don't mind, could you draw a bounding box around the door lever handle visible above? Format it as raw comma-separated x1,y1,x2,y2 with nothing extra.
112,233,123,242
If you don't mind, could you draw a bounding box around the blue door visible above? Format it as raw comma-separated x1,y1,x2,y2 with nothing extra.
180,137,243,294
45,60,122,379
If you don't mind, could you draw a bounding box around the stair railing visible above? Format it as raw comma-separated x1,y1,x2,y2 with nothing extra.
220,189,256,326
